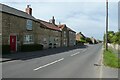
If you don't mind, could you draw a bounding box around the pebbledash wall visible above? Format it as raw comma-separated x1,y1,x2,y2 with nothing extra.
1,3,76,52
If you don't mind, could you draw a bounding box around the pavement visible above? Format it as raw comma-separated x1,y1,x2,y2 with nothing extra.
1,43,119,78
1,45,88,62
102,66,118,78
99,46,118,79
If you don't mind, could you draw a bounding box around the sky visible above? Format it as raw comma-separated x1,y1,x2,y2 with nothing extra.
0,0,119,40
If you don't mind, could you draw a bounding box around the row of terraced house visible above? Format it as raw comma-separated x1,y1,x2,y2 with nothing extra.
1,4,76,52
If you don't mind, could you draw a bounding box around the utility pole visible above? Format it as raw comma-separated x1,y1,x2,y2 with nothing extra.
105,0,108,50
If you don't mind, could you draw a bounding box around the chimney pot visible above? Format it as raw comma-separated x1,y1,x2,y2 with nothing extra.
25,5,32,15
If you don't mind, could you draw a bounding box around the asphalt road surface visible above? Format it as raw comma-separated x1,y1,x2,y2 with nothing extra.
2,43,103,78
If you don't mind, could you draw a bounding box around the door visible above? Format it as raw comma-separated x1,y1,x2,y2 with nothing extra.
10,35,17,52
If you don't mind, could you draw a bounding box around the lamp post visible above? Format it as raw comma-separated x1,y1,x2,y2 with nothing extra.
105,0,108,51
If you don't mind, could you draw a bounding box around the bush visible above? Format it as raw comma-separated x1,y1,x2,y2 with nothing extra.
76,40,84,45
21,44,43,52
2,45,10,54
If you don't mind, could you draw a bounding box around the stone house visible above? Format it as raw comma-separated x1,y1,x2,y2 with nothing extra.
37,18,61,48
76,32,86,41
90,37,97,44
1,4,41,52
58,24,68,47
1,3,62,51
76,32,86,45
58,24,76,47
1,3,76,52
68,28,76,46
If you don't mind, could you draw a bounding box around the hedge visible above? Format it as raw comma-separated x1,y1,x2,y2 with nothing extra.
21,44,43,52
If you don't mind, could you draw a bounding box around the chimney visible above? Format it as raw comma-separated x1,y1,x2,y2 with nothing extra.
25,5,32,15
52,16,55,25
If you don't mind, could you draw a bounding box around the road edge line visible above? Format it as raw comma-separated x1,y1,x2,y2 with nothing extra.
99,45,104,78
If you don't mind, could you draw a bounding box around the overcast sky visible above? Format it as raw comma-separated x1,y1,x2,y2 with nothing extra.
0,0,119,40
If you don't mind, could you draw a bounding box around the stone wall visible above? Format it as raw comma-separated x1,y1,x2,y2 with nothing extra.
69,31,76,46
108,43,120,54
108,43,119,50
2,12,39,48
61,27,68,47
2,11,72,50
34,22,61,48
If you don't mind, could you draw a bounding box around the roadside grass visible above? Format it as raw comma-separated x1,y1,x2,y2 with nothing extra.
103,49,120,68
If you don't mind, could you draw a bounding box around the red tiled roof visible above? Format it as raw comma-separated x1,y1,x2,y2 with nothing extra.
58,24,65,29
58,24,76,33
38,19,61,31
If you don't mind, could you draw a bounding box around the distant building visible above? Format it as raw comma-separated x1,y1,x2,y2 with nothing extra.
90,37,97,44
76,32,86,41
76,32,86,45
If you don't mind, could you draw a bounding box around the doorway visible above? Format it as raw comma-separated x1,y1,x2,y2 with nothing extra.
10,35,17,52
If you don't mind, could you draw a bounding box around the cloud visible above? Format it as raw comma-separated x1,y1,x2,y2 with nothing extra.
62,11,105,38
0,2,118,40
0,0,119,2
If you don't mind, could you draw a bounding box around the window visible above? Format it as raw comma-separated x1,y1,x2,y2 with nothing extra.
26,20,32,30
54,37,58,41
56,38,58,41
43,38,46,42
24,35,34,44
64,31,66,37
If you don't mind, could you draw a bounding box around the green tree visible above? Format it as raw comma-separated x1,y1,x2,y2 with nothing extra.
86,37,92,44
80,36,86,43
108,31,115,43
114,32,120,44
106,31,120,44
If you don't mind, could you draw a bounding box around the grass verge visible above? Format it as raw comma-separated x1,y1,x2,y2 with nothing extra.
103,49,120,68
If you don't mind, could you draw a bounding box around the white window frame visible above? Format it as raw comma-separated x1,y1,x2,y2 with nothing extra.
23,35,34,44
26,20,32,30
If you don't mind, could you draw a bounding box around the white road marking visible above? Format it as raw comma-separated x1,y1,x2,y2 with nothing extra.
99,47,104,78
70,52,80,56
34,58,64,71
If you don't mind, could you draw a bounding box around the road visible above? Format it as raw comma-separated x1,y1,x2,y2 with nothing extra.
2,44,103,78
